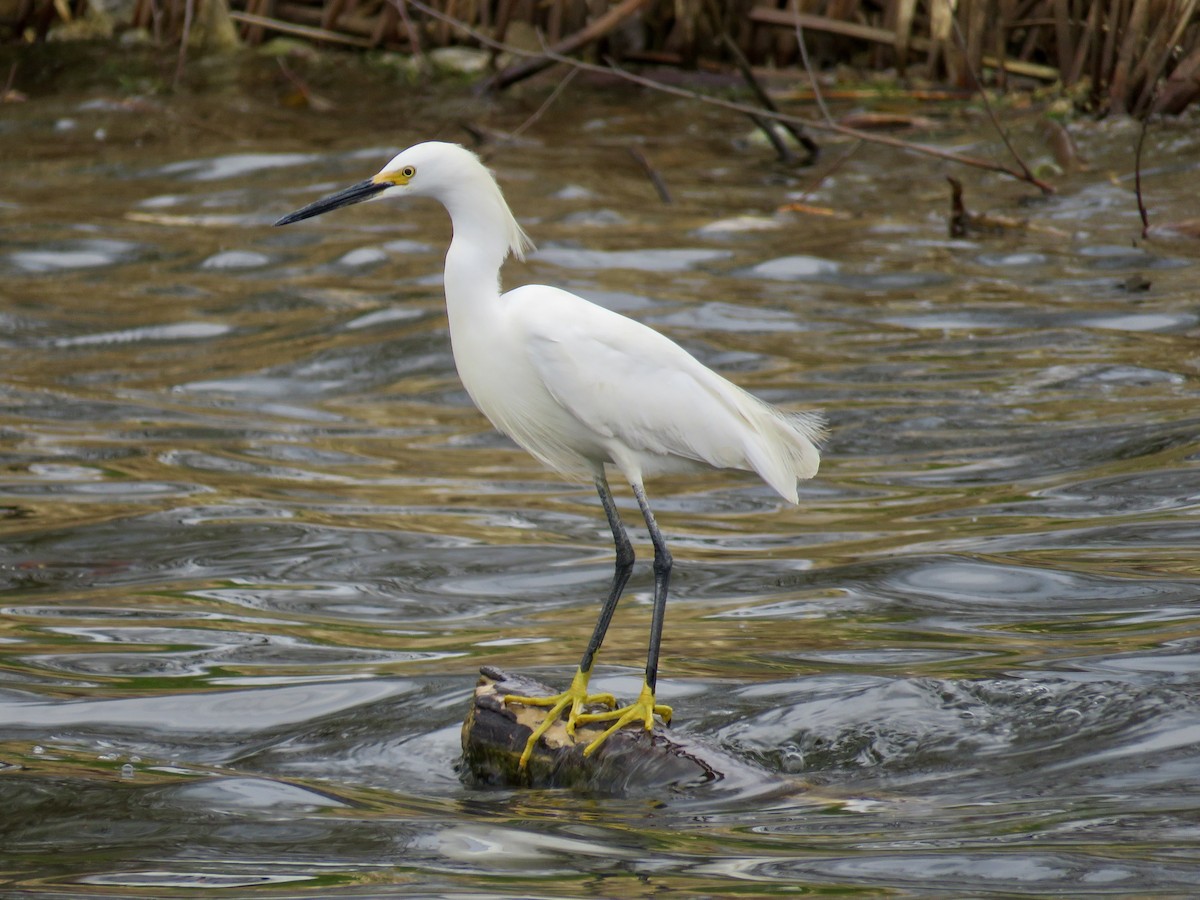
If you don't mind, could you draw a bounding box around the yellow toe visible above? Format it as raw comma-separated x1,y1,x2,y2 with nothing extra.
576,682,670,757
503,668,616,768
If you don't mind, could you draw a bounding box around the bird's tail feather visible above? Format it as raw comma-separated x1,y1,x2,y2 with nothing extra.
744,405,825,504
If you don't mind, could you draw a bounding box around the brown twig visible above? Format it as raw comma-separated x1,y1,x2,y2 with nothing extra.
276,58,335,111
790,0,833,127
174,0,194,88
794,139,863,206
628,145,672,204
480,0,650,92
945,0,1049,194
1134,117,1151,239
392,0,429,72
947,175,969,238
459,63,578,154
704,0,817,167
575,51,1057,193
404,0,1056,194
1,62,21,102
508,67,578,141
718,29,817,165
753,111,802,164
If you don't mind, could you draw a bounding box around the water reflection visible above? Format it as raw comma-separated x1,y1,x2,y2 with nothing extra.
2,75,1200,895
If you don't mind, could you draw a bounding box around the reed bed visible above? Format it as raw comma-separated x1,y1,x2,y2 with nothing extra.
9,0,1200,115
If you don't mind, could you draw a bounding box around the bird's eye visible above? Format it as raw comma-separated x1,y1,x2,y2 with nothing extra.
401,166,416,179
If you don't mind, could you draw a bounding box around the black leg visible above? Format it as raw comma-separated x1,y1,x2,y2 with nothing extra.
570,479,674,754
631,482,672,693
578,472,635,674
509,474,672,765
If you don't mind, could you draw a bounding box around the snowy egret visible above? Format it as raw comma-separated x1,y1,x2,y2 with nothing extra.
276,141,823,769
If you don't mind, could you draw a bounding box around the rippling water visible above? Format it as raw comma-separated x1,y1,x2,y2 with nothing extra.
3,67,1200,896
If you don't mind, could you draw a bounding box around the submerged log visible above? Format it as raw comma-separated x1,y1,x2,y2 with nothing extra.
460,666,798,796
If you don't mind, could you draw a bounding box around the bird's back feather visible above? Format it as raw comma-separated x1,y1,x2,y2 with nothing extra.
501,285,823,501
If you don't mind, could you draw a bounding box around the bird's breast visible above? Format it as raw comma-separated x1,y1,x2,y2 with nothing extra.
448,314,609,479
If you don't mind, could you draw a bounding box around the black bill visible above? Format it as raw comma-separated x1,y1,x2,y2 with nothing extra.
274,178,389,226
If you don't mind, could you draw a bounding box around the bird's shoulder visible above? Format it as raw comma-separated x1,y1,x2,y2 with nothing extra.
501,284,689,361
500,284,750,453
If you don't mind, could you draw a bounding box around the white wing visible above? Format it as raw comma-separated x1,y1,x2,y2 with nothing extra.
505,285,822,501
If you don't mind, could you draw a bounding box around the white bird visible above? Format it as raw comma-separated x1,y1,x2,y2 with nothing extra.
276,141,823,769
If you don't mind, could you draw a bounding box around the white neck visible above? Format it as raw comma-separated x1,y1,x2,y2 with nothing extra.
439,176,526,319
435,183,527,423
443,201,504,319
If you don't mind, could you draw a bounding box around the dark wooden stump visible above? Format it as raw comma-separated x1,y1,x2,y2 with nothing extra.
460,666,802,796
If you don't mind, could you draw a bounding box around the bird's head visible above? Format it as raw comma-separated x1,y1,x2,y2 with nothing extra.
274,141,533,261
274,141,482,226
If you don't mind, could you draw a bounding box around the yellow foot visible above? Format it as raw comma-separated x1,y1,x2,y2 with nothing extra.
574,682,672,757
504,667,616,769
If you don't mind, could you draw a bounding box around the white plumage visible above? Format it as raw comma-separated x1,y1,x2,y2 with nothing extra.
276,141,823,768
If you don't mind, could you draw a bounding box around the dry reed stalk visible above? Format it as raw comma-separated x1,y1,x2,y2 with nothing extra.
1052,0,1074,79
481,0,650,90
1110,0,1150,110
228,10,376,44
393,0,429,69
1154,43,1200,112
320,0,346,31
174,0,194,87
892,0,919,75
751,5,1060,80
370,1,398,47
1130,0,1198,114
927,0,955,78
1098,0,1124,101
1065,1,1100,86
43,0,1200,118
962,0,989,89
